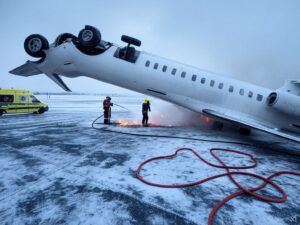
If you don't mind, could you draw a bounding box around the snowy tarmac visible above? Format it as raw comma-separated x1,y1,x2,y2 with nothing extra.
0,94,299,225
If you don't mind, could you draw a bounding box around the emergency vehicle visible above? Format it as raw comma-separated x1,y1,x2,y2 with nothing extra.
0,88,48,116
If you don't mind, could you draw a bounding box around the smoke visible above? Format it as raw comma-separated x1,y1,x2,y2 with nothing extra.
147,100,211,128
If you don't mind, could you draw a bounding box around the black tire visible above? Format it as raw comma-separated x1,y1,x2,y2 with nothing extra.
78,25,101,47
0,110,3,116
239,127,251,135
38,108,45,114
55,33,77,46
121,35,141,47
24,34,49,58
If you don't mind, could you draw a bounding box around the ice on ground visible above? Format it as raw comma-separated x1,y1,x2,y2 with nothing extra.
0,94,299,225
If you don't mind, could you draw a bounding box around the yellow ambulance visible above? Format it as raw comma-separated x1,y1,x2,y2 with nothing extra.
0,88,48,116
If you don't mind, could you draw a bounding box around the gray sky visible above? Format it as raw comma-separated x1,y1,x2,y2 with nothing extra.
1,0,300,93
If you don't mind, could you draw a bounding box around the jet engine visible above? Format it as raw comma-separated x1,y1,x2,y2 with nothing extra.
266,91,300,117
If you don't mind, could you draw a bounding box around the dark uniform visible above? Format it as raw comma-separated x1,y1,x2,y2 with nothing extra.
103,97,113,124
142,99,151,126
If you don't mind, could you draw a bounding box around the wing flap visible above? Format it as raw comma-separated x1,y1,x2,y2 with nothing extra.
203,109,300,143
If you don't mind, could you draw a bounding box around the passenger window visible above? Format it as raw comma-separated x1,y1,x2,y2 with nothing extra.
218,83,224,89
172,68,177,75
181,72,186,78
210,80,215,87
192,75,197,81
257,94,263,101
239,89,245,96
154,63,158,70
229,85,234,92
248,91,253,98
145,61,150,67
201,78,206,84
0,95,14,103
162,65,167,72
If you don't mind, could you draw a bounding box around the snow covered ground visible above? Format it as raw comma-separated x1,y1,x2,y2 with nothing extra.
0,94,299,225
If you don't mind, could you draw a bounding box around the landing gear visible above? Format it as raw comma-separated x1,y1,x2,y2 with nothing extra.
239,127,252,135
78,25,101,47
55,33,77,46
24,34,49,58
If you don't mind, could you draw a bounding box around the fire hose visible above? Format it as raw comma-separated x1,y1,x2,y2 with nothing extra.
92,116,300,225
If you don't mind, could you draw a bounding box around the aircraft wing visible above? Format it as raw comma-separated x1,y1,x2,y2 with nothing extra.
10,61,71,92
203,109,300,143
9,61,42,76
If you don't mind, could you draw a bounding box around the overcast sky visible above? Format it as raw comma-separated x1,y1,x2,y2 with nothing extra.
0,0,300,93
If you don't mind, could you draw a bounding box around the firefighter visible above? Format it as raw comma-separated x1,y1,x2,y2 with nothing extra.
142,99,151,126
103,96,113,124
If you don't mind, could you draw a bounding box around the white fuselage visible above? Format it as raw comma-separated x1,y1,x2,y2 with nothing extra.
37,41,299,133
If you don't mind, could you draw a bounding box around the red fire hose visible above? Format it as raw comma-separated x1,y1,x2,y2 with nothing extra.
136,148,300,225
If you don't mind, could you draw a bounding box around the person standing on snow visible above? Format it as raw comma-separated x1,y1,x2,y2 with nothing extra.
142,99,151,126
103,96,113,124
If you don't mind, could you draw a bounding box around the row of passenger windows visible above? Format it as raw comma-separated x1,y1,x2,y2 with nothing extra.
145,60,264,102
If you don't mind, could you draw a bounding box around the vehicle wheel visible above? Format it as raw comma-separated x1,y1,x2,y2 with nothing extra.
78,25,101,47
38,108,45,114
55,33,77,46
24,34,49,58
239,127,251,135
0,110,3,116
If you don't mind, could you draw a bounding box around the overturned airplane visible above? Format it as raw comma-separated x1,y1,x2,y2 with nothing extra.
10,25,300,142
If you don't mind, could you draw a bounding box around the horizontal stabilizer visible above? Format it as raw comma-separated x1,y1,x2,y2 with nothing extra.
46,73,71,92
9,61,42,76
203,109,300,143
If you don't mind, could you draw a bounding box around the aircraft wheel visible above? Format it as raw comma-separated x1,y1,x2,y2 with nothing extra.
78,25,101,47
55,33,77,46
24,34,49,58
239,127,251,135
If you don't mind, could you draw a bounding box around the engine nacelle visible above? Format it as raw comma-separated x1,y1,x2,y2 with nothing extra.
267,91,300,117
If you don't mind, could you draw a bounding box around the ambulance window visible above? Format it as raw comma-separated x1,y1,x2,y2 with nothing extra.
201,78,206,84
181,72,186,78
0,95,14,103
162,65,167,72
154,63,159,70
31,95,40,103
145,60,150,67
248,91,253,98
210,80,215,87
257,94,263,102
172,68,177,75
218,83,224,89
239,89,245,96
19,96,28,103
192,74,197,81
229,85,234,93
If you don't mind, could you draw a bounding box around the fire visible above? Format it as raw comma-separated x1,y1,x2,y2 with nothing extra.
200,115,212,124
118,120,141,127
117,119,163,127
